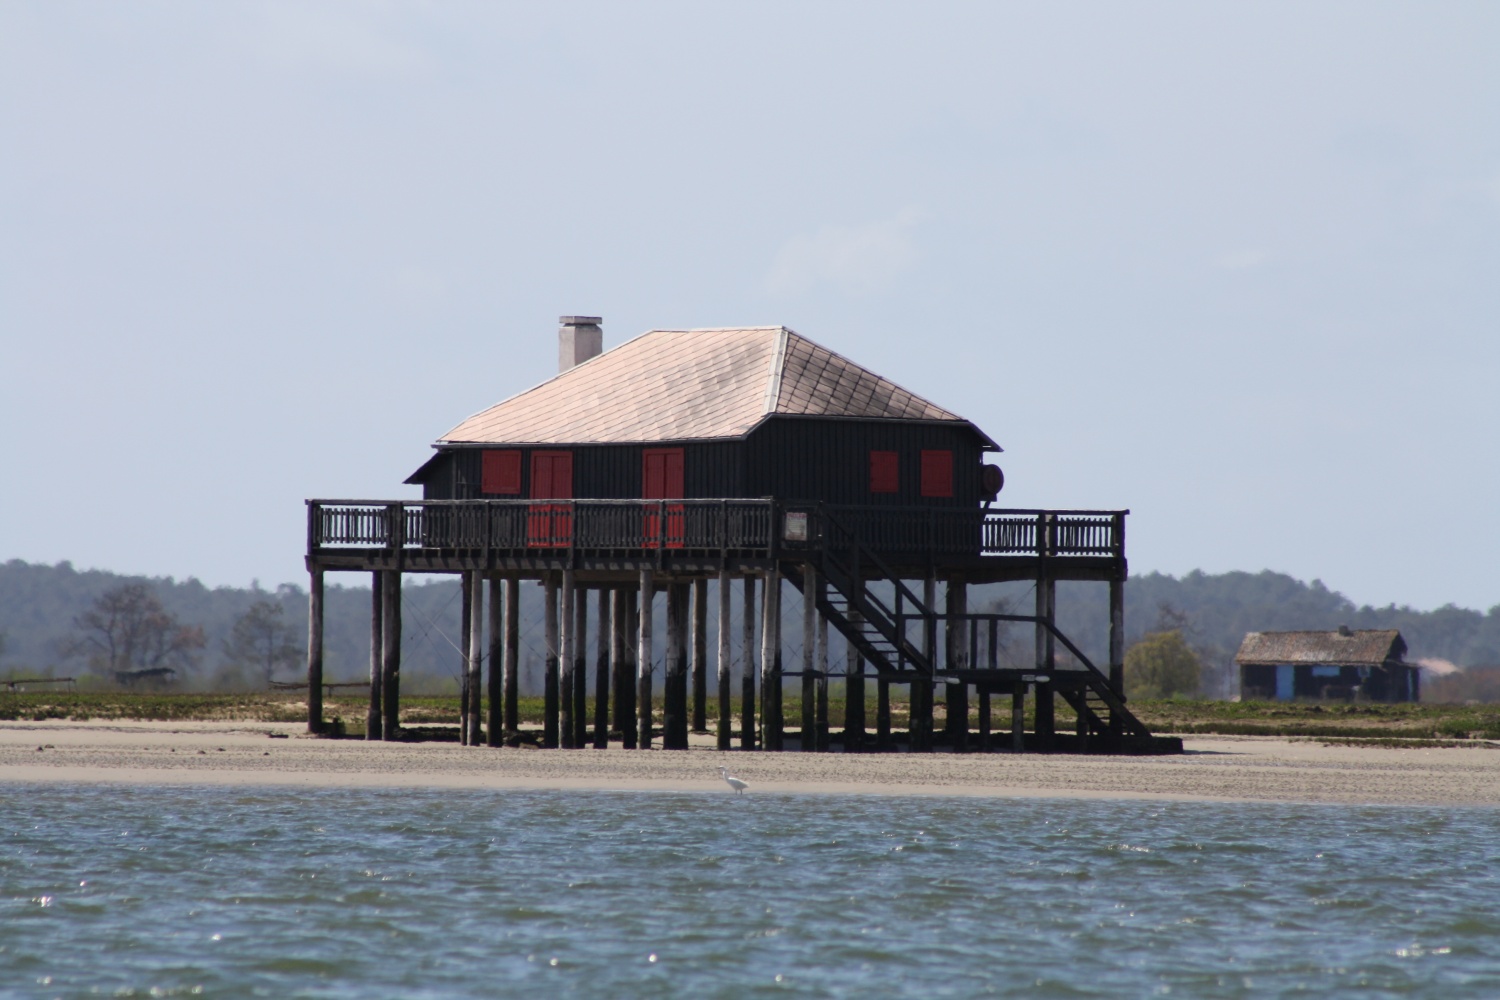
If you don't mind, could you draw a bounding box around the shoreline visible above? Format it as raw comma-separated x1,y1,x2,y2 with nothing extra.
3,720,1499,807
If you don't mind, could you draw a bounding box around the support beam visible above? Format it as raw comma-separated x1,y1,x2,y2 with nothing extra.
741,575,756,750
911,574,937,751
760,569,782,751
459,572,472,745
573,582,588,749
1011,684,1026,752
876,675,890,751
637,570,654,748
664,582,688,749
614,587,636,749
487,574,503,747
367,570,383,742
544,574,560,749
691,578,708,733
594,588,610,749
381,570,402,740
815,607,829,752
978,688,991,751
801,564,816,752
1035,575,1056,751
845,608,866,753
1109,576,1125,742
946,580,969,752
503,578,519,740
560,570,576,749
306,568,324,735
467,570,484,747
717,568,732,751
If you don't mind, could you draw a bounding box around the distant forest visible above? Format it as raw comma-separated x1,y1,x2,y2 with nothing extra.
2,558,1498,699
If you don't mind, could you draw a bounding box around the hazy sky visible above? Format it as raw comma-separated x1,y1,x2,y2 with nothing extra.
2,2,1496,610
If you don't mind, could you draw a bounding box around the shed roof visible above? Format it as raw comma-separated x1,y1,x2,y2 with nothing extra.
435,326,997,448
1234,630,1407,667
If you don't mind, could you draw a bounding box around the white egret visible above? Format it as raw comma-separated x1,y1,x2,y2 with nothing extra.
719,766,748,795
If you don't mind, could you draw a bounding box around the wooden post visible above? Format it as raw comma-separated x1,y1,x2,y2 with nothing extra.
502,577,519,740
978,688,992,751
691,578,708,733
740,575,756,750
946,580,969,752
487,574,503,747
815,607,829,752
760,569,782,751
594,588,610,749
1035,575,1055,751
367,570,383,741
306,567,325,735
459,572,472,746
382,570,402,740
801,564,816,752
876,675,890,750
1011,683,1026,752
637,569,654,748
467,571,484,746
1109,575,1125,742
573,582,588,749
911,574,936,751
664,582,688,749
544,574,560,749
614,587,636,749
559,570,575,749
717,568,732,751
845,606,866,753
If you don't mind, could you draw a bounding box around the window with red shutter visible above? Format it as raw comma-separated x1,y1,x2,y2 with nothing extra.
641,448,685,499
869,451,899,494
920,450,953,498
529,451,573,499
481,450,522,495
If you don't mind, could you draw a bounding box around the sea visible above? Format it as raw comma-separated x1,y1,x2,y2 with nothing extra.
2,784,1498,998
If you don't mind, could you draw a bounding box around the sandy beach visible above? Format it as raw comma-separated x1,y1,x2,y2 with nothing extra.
3,720,1498,806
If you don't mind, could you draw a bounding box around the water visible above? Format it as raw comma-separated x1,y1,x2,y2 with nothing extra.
3,786,1499,998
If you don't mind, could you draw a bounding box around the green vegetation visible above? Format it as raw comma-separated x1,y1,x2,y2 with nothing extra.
1124,630,1201,699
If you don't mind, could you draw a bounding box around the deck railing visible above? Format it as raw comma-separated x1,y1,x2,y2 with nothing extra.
307,499,1125,560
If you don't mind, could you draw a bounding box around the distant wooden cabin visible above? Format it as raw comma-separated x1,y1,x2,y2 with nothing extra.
1235,628,1418,702
405,321,1004,540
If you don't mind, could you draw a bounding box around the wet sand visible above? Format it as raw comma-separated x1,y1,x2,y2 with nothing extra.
3,720,1498,806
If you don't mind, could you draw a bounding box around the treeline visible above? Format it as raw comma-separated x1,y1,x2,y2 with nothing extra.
2,559,1498,698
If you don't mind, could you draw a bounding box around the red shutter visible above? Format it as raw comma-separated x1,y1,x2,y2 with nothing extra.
920,450,953,498
869,451,899,494
530,452,573,499
642,448,684,499
481,450,522,495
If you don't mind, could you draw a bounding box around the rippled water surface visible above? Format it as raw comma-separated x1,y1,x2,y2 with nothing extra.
4,785,1500,998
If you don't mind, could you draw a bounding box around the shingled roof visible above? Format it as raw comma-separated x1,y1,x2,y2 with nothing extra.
1234,630,1407,667
436,327,996,447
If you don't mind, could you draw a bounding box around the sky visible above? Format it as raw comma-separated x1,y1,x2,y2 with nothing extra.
1,1,1496,611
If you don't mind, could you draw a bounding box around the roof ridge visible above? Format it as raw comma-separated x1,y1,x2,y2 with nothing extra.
761,327,790,416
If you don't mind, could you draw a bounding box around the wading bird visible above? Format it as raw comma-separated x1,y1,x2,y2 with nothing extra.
719,766,748,795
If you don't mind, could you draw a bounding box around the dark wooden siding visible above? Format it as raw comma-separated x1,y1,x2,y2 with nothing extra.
415,418,987,506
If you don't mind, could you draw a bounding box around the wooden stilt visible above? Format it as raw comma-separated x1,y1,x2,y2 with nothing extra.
717,568,732,751
594,588,610,749
637,569,654,748
573,583,588,749
946,580,969,752
544,574,560,749
1035,575,1055,751
382,570,401,740
691,578,707,733
614,587,636,749
740,575,756,750
801,564,816,752
1109,575,1125,743
487,574,503,747
664,582,687,749
559,570,576,749
844,606,866,753
502,578,519,740
467,570,483,747
1011,684,1026,752
306,567,325,735
459,572,472,746
760,569,782,751
876,675,890,750
815,608,829,752
978,688,991,751
910,575,935,752
367,570,383,741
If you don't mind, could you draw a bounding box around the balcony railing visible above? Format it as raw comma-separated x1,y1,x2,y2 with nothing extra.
307,499,1125,561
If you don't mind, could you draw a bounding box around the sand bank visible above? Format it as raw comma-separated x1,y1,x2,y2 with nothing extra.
2,721,1498,806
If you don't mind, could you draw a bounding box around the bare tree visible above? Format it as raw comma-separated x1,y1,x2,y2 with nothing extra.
224,599,301,686
63,583,205,685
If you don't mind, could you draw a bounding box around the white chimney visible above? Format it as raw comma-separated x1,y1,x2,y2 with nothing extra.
559,315,603,373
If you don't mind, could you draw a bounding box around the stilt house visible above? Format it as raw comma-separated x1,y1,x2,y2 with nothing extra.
303,316,1177,754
